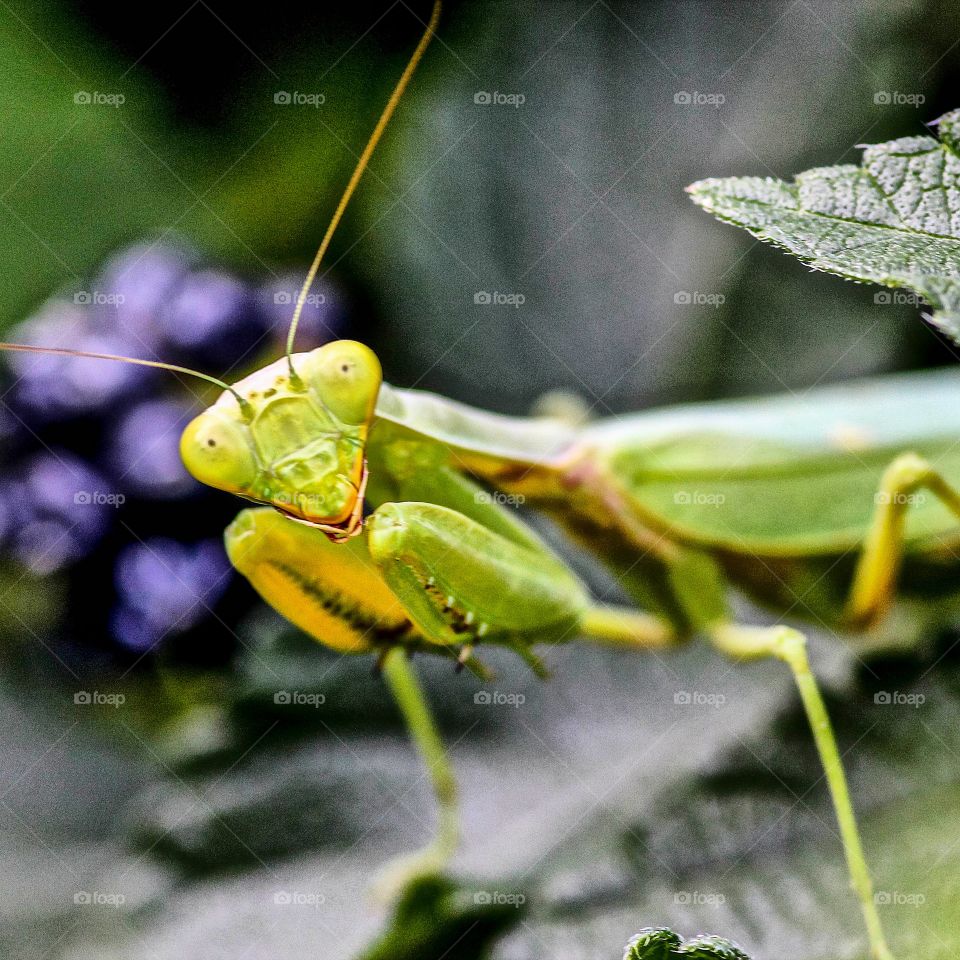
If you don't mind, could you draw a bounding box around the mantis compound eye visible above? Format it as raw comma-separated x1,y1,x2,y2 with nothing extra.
300,340,382,426
180,408,257,494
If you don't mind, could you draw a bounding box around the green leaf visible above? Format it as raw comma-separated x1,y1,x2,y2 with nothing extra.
688,108,960,343
357,875,523,960
624,928,751,960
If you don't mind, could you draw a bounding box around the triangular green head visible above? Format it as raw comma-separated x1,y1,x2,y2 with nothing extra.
180,340,382,538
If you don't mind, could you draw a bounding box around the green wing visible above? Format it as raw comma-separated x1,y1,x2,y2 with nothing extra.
375,382,575,465
592,367,960,555
608,434,960,555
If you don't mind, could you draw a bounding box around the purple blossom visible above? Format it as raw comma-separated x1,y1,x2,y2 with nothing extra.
109,398,196,498
112,538,231,650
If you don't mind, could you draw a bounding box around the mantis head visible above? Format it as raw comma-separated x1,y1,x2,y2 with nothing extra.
180,340,381,539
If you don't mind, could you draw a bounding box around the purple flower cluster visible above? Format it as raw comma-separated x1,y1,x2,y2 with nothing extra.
0,241,349,663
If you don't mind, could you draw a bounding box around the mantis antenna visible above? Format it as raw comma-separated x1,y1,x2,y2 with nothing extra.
0,342,253,417
284,0,442,380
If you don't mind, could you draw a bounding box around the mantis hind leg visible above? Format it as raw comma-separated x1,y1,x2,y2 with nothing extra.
709,622,894,960
846,452,960,628
657,545,893,957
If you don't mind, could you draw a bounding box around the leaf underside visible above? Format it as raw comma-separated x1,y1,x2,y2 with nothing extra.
688,108,960,345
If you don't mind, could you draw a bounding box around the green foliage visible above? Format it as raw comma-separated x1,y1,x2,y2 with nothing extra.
357,875,523,960
688,109,960,344
624,929,751,960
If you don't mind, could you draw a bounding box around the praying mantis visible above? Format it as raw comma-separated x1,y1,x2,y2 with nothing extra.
5,3,955,958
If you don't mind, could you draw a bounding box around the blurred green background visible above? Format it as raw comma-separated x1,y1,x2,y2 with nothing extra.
4,1,960,958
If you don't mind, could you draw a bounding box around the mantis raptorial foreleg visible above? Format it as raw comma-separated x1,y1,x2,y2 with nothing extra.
846,452,960,628
366,500,587,654
225,507,412,655
365,436,678,655
225,460,680,895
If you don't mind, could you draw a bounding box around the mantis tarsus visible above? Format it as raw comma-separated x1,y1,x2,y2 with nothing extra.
8,3,955,957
